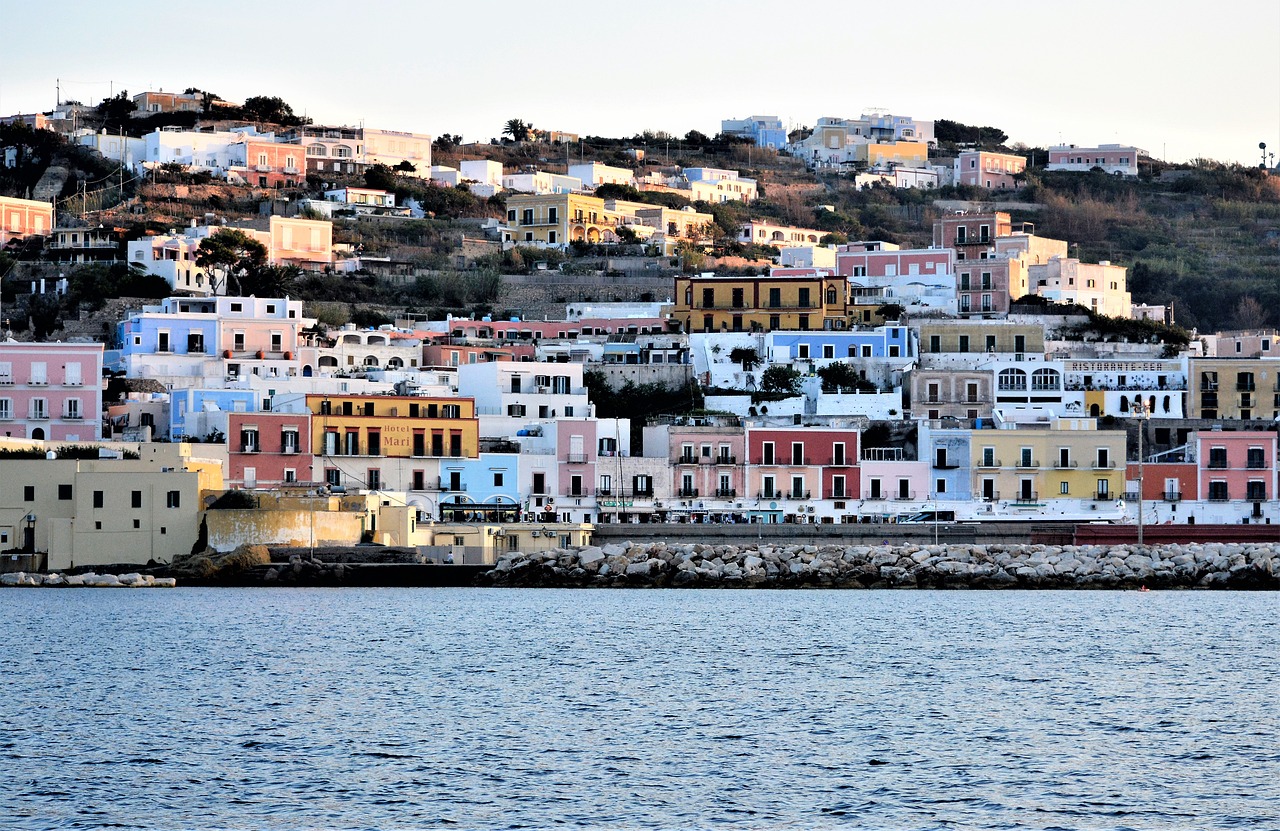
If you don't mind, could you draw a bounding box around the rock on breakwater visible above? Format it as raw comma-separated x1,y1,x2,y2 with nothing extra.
480,541,1280,589
0,571,177,588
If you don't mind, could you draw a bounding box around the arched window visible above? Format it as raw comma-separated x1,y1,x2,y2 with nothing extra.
307,144,327,157
387,357,404,369
998,368,1027,391
1030,368,1060,391
364,355,380,367
826,288,837,305
333,146,353,158
1119,395,1130,412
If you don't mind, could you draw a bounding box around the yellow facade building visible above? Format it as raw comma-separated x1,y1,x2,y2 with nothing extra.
1189,357,1280,421
969,419,1127,503
672,272,850,332
307,394,479,491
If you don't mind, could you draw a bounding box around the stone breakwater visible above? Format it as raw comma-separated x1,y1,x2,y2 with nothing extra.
481,541,1280,589
0,571,177,588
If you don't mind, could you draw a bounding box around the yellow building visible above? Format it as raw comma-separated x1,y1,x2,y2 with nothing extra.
855,141,929,168
505,193,630,247
307,394,479,491
0,441,220,570
673,272,850,332
969,418,1127,503
916,320,1046,356
1189,357,1280,421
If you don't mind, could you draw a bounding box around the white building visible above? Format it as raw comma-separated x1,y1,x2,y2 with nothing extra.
459,159,504,187
140,126,273,176
502,172,583,195
568,162,634,188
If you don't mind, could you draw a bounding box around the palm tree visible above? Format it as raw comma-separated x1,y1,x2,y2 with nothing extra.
503,118,531,143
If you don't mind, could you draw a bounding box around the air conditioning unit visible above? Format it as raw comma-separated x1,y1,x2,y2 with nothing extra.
531,530,541,537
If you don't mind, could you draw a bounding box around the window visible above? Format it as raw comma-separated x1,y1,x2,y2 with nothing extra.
1208,447,1228,469
958,335,970,353
326,468,341,486
493,472,504,487
131,490,142,508
58,484,72,500
929,335,941,353
0,398,10,420
762,442,775,465
93,490,104,508
367,469,381,490
832,442,846,466
768,288,781,308
166,490,181,508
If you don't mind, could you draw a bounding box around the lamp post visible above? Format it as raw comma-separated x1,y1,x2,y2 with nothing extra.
1136,400,1148,546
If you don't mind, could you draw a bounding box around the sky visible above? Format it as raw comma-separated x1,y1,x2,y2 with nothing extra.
1,0,1277,165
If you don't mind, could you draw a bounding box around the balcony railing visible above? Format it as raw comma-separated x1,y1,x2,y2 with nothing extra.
760,490,783,499
62,413,83,420
1015,460,1039,469
1208,460,1229,469
1208,493,1230,503
1246,460,1267,469
862,493,887,501
1093,491,1114,501
566,453,589,464
677,488,699,498
439,481,468,492
977,458,1002,469
1237,381,1256,392
706,455,737,465
1053,460,1078,469
892,490,917,501
595,488,614,497
1092,461,1116,470
1248,491,1268,502
1163,491,1182,502
1013,492,1040,505
982,491,1001,502
789,490,812,500
714,488,737,498
678,455,697,465
239,445,259,454
932,460,961,469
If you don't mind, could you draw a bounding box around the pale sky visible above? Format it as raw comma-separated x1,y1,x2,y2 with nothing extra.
2,0,1277,165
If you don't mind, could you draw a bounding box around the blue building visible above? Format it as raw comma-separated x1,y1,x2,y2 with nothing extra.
919,423,972,501
766,327,916,362
170,388,261,440
721,115,787,149
438,451,521,521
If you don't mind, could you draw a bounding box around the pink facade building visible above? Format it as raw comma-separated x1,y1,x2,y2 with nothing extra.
1047,144,1141,177
230,140,306,189
955,151,1026,189
0,342,103,441
1196,431,1275,505
1,195,53,247
226,411,312,488
745,427,861,502
670,425,747,499
836,241,954,279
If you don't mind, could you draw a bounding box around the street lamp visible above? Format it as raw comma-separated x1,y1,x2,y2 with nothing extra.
1136,399,1149,546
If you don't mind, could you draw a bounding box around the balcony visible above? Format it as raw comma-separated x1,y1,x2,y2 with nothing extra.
1091,461,1116,470
759,490,783,500
1247,459,1267,469
982,491,1001,502
713,488,737,498
29,413,50,420
892,490,916,501
1236,381,1256,392
595,488,614,497
1015,460,1039,469
677,488,700,498
1013,492,1040,505
1207,460,1229,469
1248,491,1268,503
706,455,737,465
862,493,887,501
977,458,1002,469
932,459,961,469
1162,491,1182,502
439,481,468,492
1093,491,1114,501
239,444,260,454
565,453,589,464
62,413,84,420
1208,492,1230,503
1053,460,1078,469
789,490,812,500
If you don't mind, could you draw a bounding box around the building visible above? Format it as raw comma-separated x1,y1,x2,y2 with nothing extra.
854,141,929,169
324,187,397,210
0,195,52,246
0,442,217,570
140,126,273,177
304,393,480,496
744,426,862,523
363,128,432,176
836,241,957,315
0,341,104,441
720,115,787,149
1047,144,1142,177
228,139,305,188
502,172,583,195
681,168,757,202
44,226,121,263
672,271,850,333
132,90,234,114
738,221,827,247
955,151,1027,189
227,409,312,488
967,416,1127,506
568,162,634,188
1028,258,1132,317
77,131,146,167
1188,357,1280,421
459,160,503,188
289,125,365,176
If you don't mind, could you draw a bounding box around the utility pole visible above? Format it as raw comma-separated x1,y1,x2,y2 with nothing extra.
1137,401,1147,546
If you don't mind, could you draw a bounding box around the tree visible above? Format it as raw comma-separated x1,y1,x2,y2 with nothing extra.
364,164,397,192
96,91,136,130
1234,295,1268,330
503,118,531,143
195,230,267,295
241,96,308,126
876,303,906,321
760,365,801,395
395,160,417,173
817,362,875,393
729,346,759,371
432,133,462,152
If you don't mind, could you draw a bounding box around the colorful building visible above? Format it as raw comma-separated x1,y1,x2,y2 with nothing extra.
1047,144,1142,177
0,342,103,441
0,195,52,246
673,272,850,333
955,151,1027,189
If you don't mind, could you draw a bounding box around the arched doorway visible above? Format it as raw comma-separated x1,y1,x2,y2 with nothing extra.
30,428,44,440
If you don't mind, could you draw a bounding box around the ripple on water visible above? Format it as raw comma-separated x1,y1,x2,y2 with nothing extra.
0,588,1276,830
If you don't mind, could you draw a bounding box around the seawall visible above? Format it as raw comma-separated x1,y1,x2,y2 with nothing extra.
480,540,1280,590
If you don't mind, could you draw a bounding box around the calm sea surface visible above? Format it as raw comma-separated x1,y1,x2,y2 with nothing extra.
1,588,1276,830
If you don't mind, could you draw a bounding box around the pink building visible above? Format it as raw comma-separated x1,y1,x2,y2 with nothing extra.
0,342,103,441
836,241,954,279
1,195,53,247
669,425,747,499
1197,431,1276,504
230,140,306,189
955,151,1026,189
746,427,862,503
557,419,598,503
226,411,312,488
1047,144,1141,177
